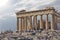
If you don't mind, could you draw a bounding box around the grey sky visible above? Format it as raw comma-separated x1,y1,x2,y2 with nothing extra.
0,0,60,32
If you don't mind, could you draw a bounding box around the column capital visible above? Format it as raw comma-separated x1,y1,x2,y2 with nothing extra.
34,15,37,17
40,15,43,16
46,14,48,15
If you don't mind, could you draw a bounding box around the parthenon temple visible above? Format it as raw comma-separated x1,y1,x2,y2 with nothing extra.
16,7,58,32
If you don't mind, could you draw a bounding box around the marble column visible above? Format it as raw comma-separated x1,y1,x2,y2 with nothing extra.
23,17,25,31
22,17,24,31
51,14,54,30
29,16,32,30
23,17,26,31
19,17,22,32
27,17,30,31
40,15,43,29
34,15,37,30
25,17,27,31
46,14,48,30
16,17,19,32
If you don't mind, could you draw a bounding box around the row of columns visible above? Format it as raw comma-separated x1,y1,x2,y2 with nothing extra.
16,14,55,32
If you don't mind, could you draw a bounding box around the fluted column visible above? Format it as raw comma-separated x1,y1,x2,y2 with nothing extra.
51,14,54,30
29,16,32,30
25,17,27,31
19,17,22,32
23,17,26,31
40,15,43,29
16,17,19,32
21,17,24,31
34,15,37,30
23,18,25,31
27,17,30,31
46,14,48,30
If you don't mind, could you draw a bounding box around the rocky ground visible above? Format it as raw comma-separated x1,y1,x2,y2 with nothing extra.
0,30,60,40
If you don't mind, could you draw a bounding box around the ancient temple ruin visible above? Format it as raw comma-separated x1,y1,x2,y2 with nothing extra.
16,7,57,32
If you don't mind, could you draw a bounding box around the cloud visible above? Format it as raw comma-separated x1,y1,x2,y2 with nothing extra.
0,0,8,7
15,0,56,11
0,15,6,20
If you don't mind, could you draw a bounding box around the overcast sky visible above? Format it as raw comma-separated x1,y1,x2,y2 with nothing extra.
0,0,60,32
